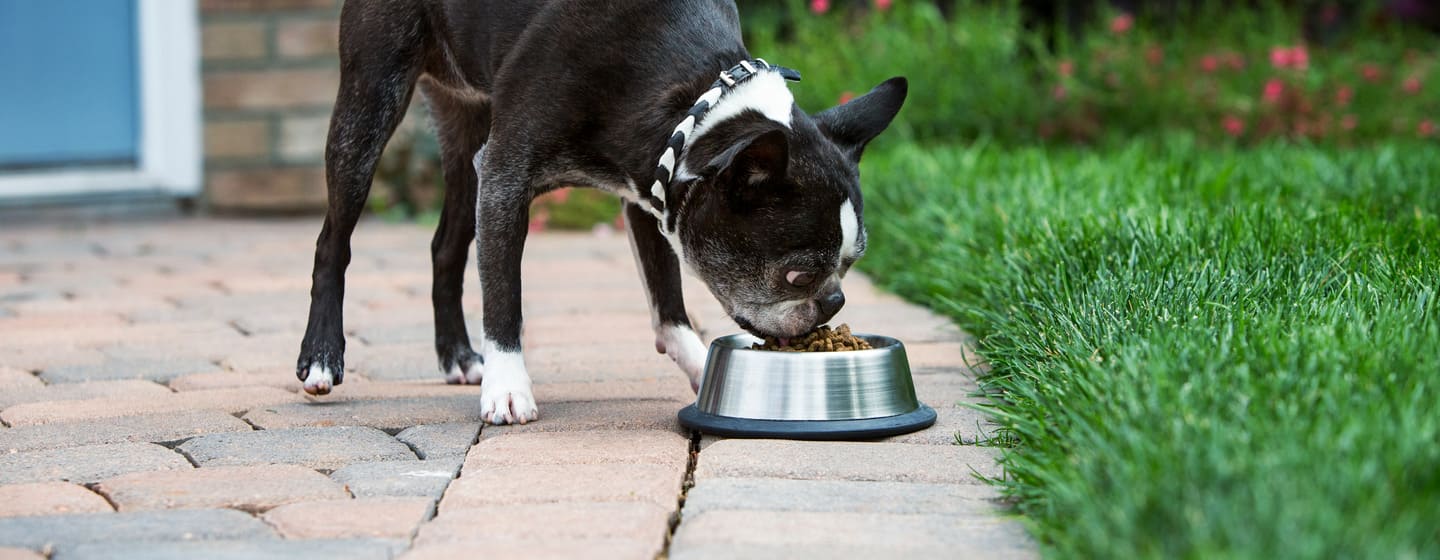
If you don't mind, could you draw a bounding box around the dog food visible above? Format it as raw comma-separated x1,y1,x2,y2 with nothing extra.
751,324,873,352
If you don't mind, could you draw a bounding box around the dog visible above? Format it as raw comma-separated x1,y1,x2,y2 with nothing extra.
296,0,908,425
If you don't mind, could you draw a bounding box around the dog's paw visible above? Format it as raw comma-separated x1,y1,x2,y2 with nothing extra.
658,324,708,391
444,357,484,385
478,348,537,425
299,362,340,396
480,385,538,425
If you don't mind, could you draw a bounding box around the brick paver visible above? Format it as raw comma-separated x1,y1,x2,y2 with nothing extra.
242,396,484,431
395,423,481,460
0,547,44,560
95,464,351,512
0,368,40,390
0,218,1029,558
440,463,683,510
0,386,302,426
695,439,1002,484
330,459,462,499
465,430,690,468
2,410,252,453
0,483,113,518
262,498,434,539
0,379,172,410
412,502,672,547
58,540,403,560
0,509,276,551
177,426,416,471
0,442,191,485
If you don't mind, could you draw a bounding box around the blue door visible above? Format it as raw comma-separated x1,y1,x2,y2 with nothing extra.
0,1,140,171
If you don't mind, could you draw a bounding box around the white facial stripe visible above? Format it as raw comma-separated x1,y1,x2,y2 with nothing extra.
689,72,795,144
839,199,860,264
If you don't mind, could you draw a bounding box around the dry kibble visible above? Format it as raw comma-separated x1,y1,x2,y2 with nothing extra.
751,324,873,352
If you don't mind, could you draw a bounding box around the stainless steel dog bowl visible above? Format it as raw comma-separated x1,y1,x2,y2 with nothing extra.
678,333,936,440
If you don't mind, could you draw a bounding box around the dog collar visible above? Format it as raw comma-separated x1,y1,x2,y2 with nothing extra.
644,59,801,226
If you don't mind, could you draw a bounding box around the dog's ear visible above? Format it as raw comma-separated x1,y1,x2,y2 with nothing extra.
708,128,789,187
815,77,907,162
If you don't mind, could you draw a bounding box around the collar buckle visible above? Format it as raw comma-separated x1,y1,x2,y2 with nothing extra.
717,59,801,90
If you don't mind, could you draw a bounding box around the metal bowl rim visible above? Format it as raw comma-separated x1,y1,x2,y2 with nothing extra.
709,333,904,355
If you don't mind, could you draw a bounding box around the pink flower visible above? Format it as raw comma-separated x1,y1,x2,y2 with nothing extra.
1145,45,1164,66
1058,60,1074,77
1263,79,1285,103
1403,76,1422,94
1270,46,1291,68
874,0,892,11
551,188,571,203
809,0,829,14
837,91,855,105
1110,13,1133,34
1051,85,1068,100
1335,85,1353,106
1289,46,1309,69
1341,114,1357,131
528,210,550,233
1223,115,1245,137
1200,55,1219,73
1270,46,1308,70
1361,64,1382,82
1224,52,1246,71
1421,120,1436,138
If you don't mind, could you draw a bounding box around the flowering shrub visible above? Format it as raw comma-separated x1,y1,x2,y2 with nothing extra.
745,0,1439,145
373,1,1436,228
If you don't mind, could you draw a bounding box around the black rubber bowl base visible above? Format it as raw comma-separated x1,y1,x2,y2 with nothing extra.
677,404,937,441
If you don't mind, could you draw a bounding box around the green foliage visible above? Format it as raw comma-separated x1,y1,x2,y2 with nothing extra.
746,0,1039,143
857,139,1440,557
530,189,623,230
743,0,1440,144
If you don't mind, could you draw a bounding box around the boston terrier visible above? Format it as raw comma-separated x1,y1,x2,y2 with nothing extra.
296,0,907,425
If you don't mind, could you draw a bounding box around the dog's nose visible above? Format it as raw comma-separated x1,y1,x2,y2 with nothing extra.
816,290,845,323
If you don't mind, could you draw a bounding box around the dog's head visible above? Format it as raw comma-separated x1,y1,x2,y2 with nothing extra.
669,76,907,338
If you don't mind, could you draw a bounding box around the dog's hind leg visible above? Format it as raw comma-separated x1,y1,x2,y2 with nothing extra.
421,79,492,385
297,0,427,395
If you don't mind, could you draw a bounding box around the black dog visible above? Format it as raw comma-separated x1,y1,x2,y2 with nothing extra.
297,0,907,424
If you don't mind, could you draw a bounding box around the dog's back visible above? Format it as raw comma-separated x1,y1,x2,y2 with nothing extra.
344,0,745,95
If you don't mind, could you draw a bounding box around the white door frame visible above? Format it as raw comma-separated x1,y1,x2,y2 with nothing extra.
0,0,201,202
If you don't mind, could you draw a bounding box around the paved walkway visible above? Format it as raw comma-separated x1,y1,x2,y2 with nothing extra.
0,218,1033,559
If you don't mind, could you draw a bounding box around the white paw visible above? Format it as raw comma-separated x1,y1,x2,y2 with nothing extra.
480,386,538,425
303,363,335,395
659,324,708,391
478,347,537,425
445,361,484,385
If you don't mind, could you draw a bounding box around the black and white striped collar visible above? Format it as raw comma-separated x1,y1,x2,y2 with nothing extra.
642,59,801,226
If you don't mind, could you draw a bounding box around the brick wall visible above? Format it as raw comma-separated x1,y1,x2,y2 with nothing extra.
200,0,342,213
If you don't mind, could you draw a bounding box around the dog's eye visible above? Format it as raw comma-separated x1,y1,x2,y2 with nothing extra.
785,270,816,288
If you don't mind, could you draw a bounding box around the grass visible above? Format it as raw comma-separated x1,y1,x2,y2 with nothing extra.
856,137,1440,558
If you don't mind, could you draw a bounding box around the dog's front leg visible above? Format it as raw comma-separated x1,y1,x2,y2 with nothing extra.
475,147,538,425
624,203,708,391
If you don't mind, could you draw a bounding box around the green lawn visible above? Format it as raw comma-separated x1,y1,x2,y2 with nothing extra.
858,138,1440,558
